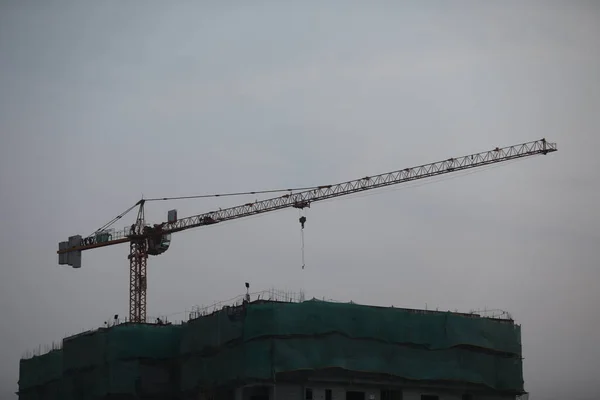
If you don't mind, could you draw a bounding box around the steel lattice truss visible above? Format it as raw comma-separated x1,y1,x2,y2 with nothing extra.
129,240,148,323
163,139,556,234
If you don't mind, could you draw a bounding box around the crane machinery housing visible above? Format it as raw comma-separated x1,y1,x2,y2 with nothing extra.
57,139,557,323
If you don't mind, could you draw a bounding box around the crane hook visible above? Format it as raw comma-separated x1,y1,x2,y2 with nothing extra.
299,216,307,229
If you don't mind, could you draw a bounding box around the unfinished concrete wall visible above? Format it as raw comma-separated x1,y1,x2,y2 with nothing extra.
271,384,517,400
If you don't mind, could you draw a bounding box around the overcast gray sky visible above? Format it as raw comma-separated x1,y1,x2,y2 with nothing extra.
1,1,599,399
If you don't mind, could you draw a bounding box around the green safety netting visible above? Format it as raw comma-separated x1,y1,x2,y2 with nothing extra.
180,309,244,354
180,335,522,392
17,380,63,400
180,301,522,392
243,301,522,355
20,324,181,399
60,361,142,400
62,324,182,372
19,300,524,398
18,350,62,391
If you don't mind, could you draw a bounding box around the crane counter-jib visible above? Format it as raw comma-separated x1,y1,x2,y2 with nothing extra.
56,138,557,322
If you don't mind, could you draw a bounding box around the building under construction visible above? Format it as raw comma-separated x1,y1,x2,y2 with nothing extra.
19,297,524,400
31,140,552,400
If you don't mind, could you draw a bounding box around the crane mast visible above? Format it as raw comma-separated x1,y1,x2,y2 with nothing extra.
57,139,557,323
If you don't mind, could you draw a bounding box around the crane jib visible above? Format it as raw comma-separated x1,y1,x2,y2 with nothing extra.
159,140,556,235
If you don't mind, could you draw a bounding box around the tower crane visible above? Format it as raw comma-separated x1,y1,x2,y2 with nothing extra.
57,139,557,323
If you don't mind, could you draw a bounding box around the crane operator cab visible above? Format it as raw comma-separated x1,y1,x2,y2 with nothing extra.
146,225,171,256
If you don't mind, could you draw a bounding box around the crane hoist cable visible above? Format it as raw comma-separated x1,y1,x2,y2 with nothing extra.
299,211,307,269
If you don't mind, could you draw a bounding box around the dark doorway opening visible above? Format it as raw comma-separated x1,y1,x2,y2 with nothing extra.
382,390,403,400
249,386,270,400
346,391,365,400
